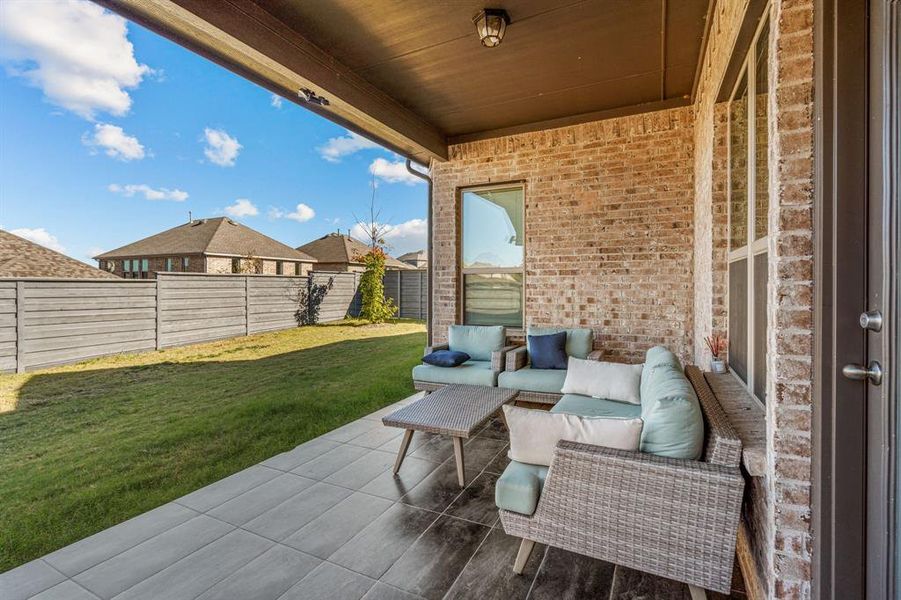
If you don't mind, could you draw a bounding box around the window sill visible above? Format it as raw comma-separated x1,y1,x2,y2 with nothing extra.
704,372,767,477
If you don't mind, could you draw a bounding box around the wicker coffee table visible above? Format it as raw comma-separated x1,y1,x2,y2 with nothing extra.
382,384,518,487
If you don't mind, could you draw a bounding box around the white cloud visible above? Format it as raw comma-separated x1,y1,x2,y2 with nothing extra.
269,203,316,223
369,158,423,185
270,94,283,108
351,218,427,253
318,131,380,162
225,198,259,218
83,123,146,161
0,0,151,120
203,127,241,167
108,183,188,202
10,227,65,253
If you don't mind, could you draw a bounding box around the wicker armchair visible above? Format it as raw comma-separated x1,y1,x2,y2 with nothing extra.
499,366,744,596
413,342,520,393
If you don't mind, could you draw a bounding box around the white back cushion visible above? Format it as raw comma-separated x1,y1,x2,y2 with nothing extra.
560,357,643,404
503,405,643,467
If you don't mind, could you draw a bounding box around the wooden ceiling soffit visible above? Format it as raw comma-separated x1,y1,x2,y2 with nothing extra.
448,97,692,145
94,0,447,163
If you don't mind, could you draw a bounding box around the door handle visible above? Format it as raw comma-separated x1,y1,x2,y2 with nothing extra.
842,361,883,385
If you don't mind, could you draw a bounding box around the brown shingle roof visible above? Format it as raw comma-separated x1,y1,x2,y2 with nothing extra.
0,230,119,279
95,217,316,262
296,233,414,269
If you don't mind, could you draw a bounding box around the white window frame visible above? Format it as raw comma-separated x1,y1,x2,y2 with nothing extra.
459,182,526,330
726,11,771,407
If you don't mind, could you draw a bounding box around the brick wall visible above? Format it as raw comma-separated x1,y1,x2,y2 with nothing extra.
767,0,816,596
102,255,205,278
690,0,817,597
430,107,696,364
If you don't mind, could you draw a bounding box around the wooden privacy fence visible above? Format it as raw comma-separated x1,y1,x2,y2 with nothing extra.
1,269,426,373
383,269,428,319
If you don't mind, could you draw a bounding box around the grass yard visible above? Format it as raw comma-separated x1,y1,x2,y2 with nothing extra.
0,319,426,571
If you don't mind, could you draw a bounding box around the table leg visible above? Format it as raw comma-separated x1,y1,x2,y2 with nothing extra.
453,436,465,487
393,429,414,475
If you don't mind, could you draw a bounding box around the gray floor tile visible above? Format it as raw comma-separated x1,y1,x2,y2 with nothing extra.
461,436,509,472
261,438,341,471
444,528,544,600
444,472,500,525
322,419,380,443
282,492,393,558
361,583,425,600
208,473,315,526
609,564,692,599
44,503,198,577
400,461,469,513
329,503,438,579
380,515,491,600
176,465,281,512
409,436,455,462
348,425,403,449
196,545,320,600
529,547,616,600
73,515,232,599
113,529,272,600
31,580,100,600
325,450,396,489
243,482,352,541
376,430,434,454
279,562,374,600
361,456,442,501
291,444,369,480
483,446,511,475
474,417,509,441
0,559,66,600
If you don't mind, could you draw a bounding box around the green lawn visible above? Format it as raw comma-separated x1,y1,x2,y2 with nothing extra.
0,320,426,571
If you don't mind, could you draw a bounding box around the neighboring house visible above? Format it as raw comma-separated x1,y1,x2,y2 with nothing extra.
0,229,119,279
296,233,415,272
396,250,427,269
94,217,317,278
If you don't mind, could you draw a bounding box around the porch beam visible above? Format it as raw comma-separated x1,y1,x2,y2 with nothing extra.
94,0,448,164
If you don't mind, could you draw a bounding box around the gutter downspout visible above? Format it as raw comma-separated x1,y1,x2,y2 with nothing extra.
406,159,433,346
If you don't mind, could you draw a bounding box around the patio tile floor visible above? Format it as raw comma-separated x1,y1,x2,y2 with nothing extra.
1,393,747,600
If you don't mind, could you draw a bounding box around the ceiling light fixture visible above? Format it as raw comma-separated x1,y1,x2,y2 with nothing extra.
472,8,510,48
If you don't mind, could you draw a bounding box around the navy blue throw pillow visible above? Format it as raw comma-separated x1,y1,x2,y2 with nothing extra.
422,350,470,367
528,332,568,370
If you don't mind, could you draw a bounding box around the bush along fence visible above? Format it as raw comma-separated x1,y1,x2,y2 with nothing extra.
0,270,427,373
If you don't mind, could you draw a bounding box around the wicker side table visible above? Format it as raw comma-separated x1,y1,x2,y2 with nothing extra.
382,384,518,486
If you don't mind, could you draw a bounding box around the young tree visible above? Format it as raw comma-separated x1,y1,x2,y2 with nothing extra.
354,176,397,323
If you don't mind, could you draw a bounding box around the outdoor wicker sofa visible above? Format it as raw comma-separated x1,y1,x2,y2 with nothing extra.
496,351,745,596
412,325,518,392
498,326,601,404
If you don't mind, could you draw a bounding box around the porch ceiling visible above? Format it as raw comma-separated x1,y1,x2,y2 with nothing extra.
96,0,712,163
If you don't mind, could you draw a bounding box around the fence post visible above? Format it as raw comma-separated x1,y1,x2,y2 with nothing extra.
396,270,402,317
244,276,250,336
155,277,162,350
417,270,424,320
15,281,25,373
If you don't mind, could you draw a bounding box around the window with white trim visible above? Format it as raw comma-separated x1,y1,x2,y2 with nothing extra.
728,16,770,403
460,184,524,328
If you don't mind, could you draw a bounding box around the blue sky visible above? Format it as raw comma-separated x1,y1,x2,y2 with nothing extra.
0,0,427,264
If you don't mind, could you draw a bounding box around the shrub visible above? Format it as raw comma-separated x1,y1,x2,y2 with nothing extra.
358,247,397,323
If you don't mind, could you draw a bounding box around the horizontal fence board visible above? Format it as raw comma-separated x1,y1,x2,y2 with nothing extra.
26,329,155,353
24,340,156,370
0,288,16,300
159,298,245,310
24,286,156,299
25,319,157,340
25,298,157,311
161,307,246,321
160,316,246,334
159,325,246,347
0,357,15,371
0,299,15,313
159,289,247,300
24,308,156,326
